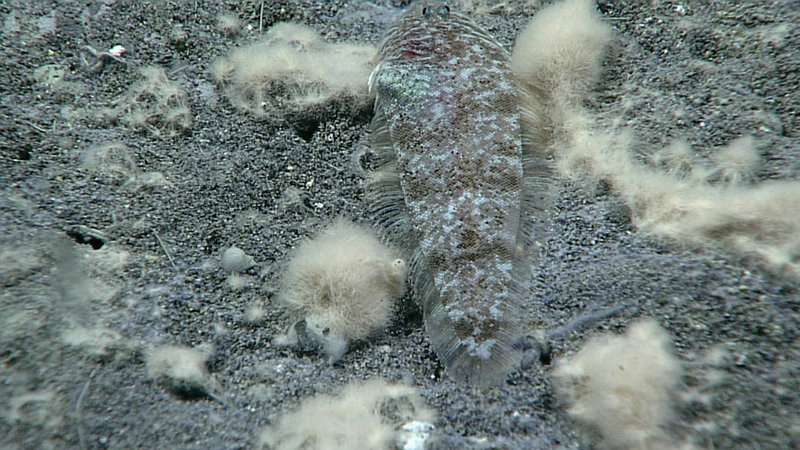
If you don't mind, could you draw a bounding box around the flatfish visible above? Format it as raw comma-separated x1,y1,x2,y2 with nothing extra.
367,1,550,385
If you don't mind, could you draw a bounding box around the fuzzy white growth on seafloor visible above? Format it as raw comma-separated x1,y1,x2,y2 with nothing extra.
211,22,375,120
146,344,221,399
98,66,191,138
276,218,406,361
553,319,682,449
511,0,800,279
258,378,434,450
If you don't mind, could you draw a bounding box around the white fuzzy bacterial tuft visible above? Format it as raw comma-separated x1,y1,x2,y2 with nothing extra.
258,378,434,450
277,218,406,360
146,344,218,398
511,0,612,104
97,66,191,139
512,0,800,279
211,22,375,120
710,135,760,185
553,319,682,449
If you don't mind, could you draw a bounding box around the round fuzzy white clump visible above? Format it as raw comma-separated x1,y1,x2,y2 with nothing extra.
278,218,406,360
258,378,434,450
711,135,760,185
146,344,214,398
553,319,682,449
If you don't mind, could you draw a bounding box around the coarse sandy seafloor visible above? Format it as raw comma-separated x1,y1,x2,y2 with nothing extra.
2,0,799,448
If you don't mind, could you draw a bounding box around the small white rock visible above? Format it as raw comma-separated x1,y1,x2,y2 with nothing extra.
220,246,256,273
109,44,127,57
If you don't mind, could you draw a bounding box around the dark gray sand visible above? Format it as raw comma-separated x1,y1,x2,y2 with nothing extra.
2,0,799,448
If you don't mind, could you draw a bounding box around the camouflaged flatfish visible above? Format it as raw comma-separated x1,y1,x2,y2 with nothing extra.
366,1,551,385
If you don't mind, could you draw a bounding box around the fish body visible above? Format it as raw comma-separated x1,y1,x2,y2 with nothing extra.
367,2,548,385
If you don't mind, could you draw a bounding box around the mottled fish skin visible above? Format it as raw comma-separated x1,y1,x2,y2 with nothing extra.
367,2,543,385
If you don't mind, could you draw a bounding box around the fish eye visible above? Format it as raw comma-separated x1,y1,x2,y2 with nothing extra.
422,4,450,18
